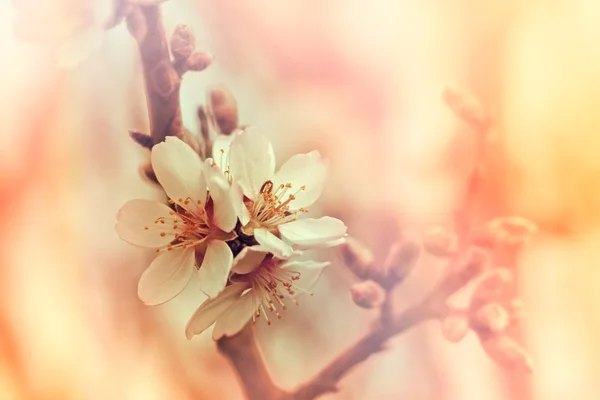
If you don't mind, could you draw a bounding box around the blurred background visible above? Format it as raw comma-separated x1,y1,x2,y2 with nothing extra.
2,0,600,398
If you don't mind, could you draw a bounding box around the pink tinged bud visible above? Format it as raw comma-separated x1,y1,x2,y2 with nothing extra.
350,280,386,309
185,52,212,72
384,240,421,287
422,227,457,257
481,335,534,373
455,247,488,284
473,302,510,333
208,86,239,135
338,237,375,280
486,216,538,246
442,84,489,129
470,268,514,309
170,24,196,61
441,311,470,343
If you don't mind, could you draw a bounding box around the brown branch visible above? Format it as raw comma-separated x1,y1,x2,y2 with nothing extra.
217,256,482,400
126,5,183,145
217,325,287,400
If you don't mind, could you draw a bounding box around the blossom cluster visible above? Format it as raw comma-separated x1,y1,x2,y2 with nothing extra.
116,129,347,339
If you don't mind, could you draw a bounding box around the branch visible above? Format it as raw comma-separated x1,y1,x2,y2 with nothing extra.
217,252,483,400
290,260,480,400
217,325,287,400
126,5,183,144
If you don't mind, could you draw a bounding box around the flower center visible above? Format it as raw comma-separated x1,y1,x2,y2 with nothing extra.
236,259,313,326
249,180,309,230
144,197,212,252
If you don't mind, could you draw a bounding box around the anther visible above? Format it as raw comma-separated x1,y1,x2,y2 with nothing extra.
301,185,306,190
144,226,149,230
160,232,166,237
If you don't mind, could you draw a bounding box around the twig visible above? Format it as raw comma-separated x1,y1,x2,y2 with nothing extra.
217,255,482,400
126,5,183,145
217,325,287,400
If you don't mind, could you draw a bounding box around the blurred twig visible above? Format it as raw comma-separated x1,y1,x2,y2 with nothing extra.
126,4,183,145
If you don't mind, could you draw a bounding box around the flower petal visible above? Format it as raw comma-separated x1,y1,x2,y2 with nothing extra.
228,128,275,199
185,283,249,339
212,289,257,340
231,246,268,274
115,199,178,248
231,180,251,226
294,237,346,251
198,240,234,298
212,133,236,169
282,260,330,295
151,137,207,211
273,151,328,209
254,228,295,259
204,159,237,232
278,217,347,248
137,247,195,305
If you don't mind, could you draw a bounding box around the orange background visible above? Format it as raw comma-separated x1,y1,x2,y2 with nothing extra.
2,0,600,399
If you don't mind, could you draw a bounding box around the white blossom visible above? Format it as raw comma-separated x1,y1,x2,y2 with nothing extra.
186,248,329,339
213,128,347,258
115,137,237,305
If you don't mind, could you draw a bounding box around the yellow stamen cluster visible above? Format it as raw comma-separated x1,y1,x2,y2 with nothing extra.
146,197,212,253
237,260,313,326
251,180,307,229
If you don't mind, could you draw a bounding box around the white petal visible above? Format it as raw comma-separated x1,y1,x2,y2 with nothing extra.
231,180,251,225
294,237,347,251
204,159,237,232
212,289,257,340
231,246,267,274
115,199,178,248
212,133,236,169
254,228,295,259
282,260,330,295
273,151,328,209
151,137,207,211
185,283,249,339
55,26,104,69
137,248,195,305
228,128,275,200
278,217,347,248
198,240,234,298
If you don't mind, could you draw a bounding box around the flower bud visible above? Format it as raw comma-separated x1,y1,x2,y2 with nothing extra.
350,280,386,309
185,52,212,72
208,86,239,135
455,247,488,283
472,302,510,333
486,216,537,246
442,84,489,129
481,335,533,373
384,240,420,287
338,237,374,280
170,24,196,61
423,227,457,257
441,311,470,343
470,268,514,309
